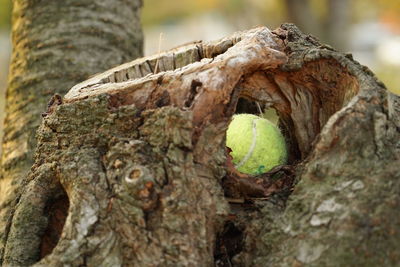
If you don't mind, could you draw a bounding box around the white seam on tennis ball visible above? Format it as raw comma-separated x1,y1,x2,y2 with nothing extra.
235,118,258,169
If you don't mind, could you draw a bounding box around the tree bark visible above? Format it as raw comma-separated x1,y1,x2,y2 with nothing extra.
0,0,143,265
2,24,400,266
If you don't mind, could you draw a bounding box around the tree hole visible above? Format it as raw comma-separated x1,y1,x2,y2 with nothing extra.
235,97,279,124
223,96,298,197
232,97,300,164
39,187,69,259
214,221,244,266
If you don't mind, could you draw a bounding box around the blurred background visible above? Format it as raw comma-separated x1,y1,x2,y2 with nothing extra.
1,0,400,152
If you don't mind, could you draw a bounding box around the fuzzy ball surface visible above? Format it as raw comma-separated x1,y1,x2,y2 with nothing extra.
226,114,287,175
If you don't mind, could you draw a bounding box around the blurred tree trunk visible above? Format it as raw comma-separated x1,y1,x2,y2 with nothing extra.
326,0,351,50
2,23,398,266
284,0,322,40
0,0,143,265
285,0,351,51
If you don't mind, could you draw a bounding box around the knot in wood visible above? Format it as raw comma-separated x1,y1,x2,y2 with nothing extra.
123,165,156,199
125,165,150,184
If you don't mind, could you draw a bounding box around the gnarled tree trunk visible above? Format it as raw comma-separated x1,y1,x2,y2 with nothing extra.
2,24,399,266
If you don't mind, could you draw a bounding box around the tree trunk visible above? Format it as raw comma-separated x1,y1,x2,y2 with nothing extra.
3,24,400,265
326,0,351,51
284,0,322,39
284,0,351,51
0,0,143,265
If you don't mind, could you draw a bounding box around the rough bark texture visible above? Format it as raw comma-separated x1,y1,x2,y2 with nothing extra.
0,0,143,265
3,24,400,266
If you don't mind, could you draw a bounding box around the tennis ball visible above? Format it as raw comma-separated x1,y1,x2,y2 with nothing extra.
226,114,287,175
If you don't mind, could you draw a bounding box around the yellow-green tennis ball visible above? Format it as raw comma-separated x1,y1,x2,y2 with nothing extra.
226,114,287,175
